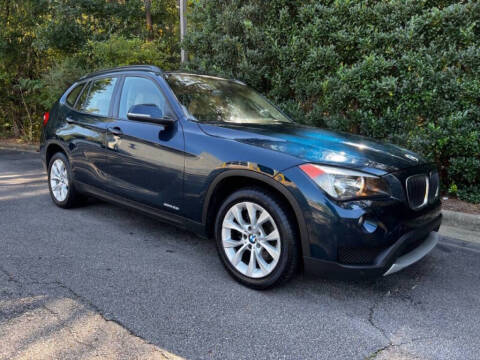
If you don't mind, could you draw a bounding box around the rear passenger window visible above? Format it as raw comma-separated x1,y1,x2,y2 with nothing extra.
80,77,117,116
66,84,84,107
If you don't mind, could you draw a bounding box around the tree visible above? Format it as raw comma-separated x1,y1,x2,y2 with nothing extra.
0,0,180,142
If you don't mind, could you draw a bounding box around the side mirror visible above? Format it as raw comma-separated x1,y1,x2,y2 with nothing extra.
127,104,176,125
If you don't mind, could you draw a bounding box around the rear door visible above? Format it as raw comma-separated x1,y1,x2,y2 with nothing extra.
66,76,119,189
103,75,185,213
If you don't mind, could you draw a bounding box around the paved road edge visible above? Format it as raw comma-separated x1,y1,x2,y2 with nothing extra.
0,141,39,153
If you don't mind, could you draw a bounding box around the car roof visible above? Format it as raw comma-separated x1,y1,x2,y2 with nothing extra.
79,65,163,81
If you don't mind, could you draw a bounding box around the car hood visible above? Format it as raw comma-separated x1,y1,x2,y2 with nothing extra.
198,122,428,174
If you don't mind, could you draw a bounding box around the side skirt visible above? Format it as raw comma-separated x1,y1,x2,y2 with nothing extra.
75,181,207,237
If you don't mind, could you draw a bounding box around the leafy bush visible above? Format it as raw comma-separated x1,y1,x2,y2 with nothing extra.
458,186,480,204
184,0,480,202
78,35,178,71
34,35,180,114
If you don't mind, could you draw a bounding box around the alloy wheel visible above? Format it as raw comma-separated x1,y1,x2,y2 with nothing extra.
50,159,69,202
221,201,281,278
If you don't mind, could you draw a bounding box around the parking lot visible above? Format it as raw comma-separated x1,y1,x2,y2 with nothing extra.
1,149,479,360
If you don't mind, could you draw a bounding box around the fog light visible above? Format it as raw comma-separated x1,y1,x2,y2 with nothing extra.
362,219,378,233
358,215,378,233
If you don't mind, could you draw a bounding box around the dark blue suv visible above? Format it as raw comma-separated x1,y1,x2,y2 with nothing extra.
40,65,442,289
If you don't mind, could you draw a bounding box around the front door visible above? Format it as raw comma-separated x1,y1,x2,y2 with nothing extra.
103,75,185,214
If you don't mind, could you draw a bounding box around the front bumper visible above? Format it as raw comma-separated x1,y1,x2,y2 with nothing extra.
304,213,441,278
383,231,438,276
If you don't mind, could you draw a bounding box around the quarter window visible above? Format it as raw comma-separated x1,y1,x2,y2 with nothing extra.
66,83,84,107
119,77,168,120
80,77,118,116
75,82,90,111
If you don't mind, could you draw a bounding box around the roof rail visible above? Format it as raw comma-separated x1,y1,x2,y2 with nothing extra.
165,71,246,85
79,65,163,80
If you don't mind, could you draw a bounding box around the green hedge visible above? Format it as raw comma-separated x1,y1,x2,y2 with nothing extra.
184,0,480,202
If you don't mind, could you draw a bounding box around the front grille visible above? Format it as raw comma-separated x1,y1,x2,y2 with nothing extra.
406,174,429,210
338,246,388,265
428,171,440,203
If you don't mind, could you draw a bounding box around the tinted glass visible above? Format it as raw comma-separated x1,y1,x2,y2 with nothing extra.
66,83,84,107
119,77,168,120
80,77,117,116
75,82,90,110
165,74,292,124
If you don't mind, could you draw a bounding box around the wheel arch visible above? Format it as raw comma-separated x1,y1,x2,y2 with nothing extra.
202,170,309,259
45,141,69,168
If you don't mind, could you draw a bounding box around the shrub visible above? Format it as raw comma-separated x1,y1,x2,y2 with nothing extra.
458,186,480,204
184,0,480,202
78,35,178,71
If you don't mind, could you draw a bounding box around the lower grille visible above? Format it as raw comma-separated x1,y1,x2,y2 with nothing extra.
406,174,428,210
338,246,388,265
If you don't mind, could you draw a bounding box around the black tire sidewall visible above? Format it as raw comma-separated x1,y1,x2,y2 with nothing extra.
48,152,73,208
215,188,296,289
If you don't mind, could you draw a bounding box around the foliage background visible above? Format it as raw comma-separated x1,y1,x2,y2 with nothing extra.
184,0,480,202
0,0,179,142
0,0,478,202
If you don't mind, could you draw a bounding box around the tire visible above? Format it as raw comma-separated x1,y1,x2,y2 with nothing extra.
47,152,84,208
215,187,299,289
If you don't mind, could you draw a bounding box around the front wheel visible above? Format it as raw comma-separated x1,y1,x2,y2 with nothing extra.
215,188,299,289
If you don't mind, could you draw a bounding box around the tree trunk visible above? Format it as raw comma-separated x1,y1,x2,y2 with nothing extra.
180,0,187,62
145,0,153,41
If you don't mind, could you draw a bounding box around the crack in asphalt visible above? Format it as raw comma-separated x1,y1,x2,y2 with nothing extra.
366,295,394,359
365,280,434,360
368,296,390,342
367,336,436,360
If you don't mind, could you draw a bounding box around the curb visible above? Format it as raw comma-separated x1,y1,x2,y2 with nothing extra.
442,210,480,233
0,142,39,153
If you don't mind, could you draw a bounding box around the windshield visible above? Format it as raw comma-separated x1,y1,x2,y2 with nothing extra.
165,73,292,124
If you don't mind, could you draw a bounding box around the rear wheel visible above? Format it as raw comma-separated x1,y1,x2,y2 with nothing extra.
48,152,84,208
215,188,299,289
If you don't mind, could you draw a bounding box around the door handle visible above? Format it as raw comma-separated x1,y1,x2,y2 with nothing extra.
66,116,74,124
107,126,123,136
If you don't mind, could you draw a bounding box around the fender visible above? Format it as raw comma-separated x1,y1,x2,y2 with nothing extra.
42,139,71,168
45,139,70,154
201,168,309,256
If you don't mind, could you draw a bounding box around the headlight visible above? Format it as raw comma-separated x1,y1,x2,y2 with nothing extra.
299,164,390,200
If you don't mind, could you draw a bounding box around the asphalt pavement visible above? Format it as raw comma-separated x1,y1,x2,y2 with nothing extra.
1,149,479,360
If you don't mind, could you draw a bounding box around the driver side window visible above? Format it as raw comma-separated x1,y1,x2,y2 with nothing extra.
118,77,169,120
